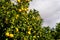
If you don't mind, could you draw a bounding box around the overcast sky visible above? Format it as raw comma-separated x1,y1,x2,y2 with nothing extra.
29,0,60,28
11,0,60,28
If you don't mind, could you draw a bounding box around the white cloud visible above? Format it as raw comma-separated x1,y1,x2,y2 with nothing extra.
29,0,60,28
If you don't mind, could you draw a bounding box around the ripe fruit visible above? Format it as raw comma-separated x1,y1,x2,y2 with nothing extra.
15,28,19,32
19,9,22,12
21,7,24,11
5,32,9,37
17,0,21,3
28,31,31,35
5,32,14,38
24,8,28,11
16,14,19,19
28,28,32,31
16,14,19,17
9,34,14,38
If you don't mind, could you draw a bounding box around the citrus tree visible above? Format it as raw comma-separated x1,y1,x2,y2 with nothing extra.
0,0,60,40
0,0,42,40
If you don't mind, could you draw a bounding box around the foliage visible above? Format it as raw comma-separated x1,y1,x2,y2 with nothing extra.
0,0,60,40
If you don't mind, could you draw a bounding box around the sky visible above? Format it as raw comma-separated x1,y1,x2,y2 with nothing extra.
29,0,60,28
11,0,60,28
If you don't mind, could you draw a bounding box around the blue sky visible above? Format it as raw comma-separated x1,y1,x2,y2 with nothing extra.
11,0,60,28
29,0,60,28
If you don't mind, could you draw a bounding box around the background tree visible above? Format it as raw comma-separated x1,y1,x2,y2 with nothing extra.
55,23,60,39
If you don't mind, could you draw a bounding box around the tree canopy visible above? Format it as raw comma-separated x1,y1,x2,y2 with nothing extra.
0,0,60,40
